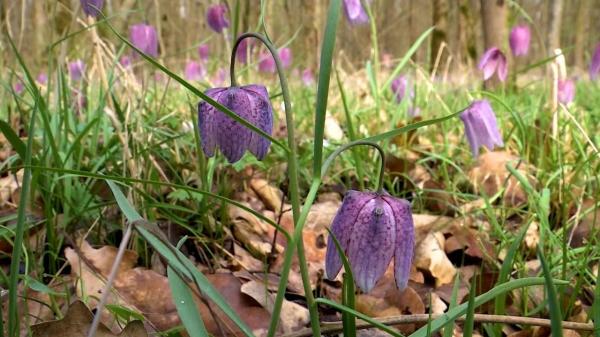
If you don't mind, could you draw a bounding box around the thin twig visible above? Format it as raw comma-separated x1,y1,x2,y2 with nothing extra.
283,314,594,337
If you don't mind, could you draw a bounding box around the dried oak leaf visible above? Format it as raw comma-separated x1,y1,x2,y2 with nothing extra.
249,178,283,212
467,151,535,207
31,300,146,337
414,232,457,287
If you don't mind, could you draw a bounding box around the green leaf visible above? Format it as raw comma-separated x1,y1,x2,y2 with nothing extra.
167,266,209,337
326,227,356,337
538,248,563,337
0,121,25,160
105,304,144,322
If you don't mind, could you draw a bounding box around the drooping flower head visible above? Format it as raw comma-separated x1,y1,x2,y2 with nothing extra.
342,0,369,25
68,60,86,81
557,79,575,104
37,73,48,85
325,191,414,292
302,68,314,86
279,48,292,68
80,0,104,17
129,24,159,58
509,24,531,57
590,43,600,80
120,55,132,68
206,4,229,33
478,47,508,82
236,38,253,64
13,81,24,95
198,85,273,163
185,61,206,81
258,49,292,73
391,75,408,103
460,100,504,157
198,44,210,61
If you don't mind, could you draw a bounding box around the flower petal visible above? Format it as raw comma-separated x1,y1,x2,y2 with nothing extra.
242,85,273,160
215,88,253,163
383,196,414,290
198,88,226,158
325,191,377,280
496,53,508,82
346,197,395,292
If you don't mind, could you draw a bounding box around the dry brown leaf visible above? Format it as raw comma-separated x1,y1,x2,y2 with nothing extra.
0,169,23,207
468,151,535,207
249,178,283,212
414,232,456,287
525,221,539,251
240,280,309,333
31,301,147,337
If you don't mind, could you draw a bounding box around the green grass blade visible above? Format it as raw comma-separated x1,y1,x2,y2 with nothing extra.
462,276,477,337
593,265,600,337
538,248,563,337
380,27,435,92
410,277,568,337
100,17,286,152
442,274,461,337
315,298,405,337
0,121,26,159
167,266,209,337
313,0,341,178
326,227,356,337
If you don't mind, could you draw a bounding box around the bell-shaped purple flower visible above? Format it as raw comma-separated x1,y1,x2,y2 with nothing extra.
206,4,229,33
279,48,292,68
198,44,210,61
460,100,504,156
185,61,206,81
557,79,575,104
342,0,369,25
236,39,253,64
129,24,159,58
198,85,273,163
81,0,104,17
37,73,48,85
590,43,600,80
325,191,414,292
391,75,408,103
509,25,530,57
258,49,292,73
302,68,314,86
69,60,86,81
13,81,24,95
120,55,132,68
478,47,508,82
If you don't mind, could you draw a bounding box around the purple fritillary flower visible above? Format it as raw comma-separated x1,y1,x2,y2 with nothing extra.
212,68,228,86
258,52,276,73
120,55,132,68
37,73,48,85
198,44,210,61
408,106,420,118
68,60,86,81
80,0,103,17
460,100,504,157
557,79,575,104
478,47,508,82
342,0,369,25
236,38,253,64
184,61,206,81
13,81,24,95
302,68,314,86
590,43,600,80
391,75,408,103
198,85,273,163
129,24,159,58
279,48,292,69
509,25,530,57
206,4,229,33
325,190,415,292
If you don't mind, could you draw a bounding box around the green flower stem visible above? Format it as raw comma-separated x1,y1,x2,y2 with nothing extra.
322,141,386,193
231,33,321,337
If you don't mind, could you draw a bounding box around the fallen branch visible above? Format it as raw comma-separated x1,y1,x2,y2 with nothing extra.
283,313,594,337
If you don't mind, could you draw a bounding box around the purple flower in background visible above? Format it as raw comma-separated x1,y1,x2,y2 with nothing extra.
206,4,229,33
185,61,206,81
198,85,273,163
557,79,575,104
478,47,507,82
120,55,132,68
325,190,414,292
460,100,504,156
509,25,530,57
212,68,228,86
279,48,292,68
408,106,420,118
37,73,48,85
13,81,24,95
236,38,253,64
129,24,159,58
198,44,210,61
80,0,104,17
69,60,86,81
391,75,408,103
590,43,600,80
302,68,314,86
342,0,369,25
258,52,276,73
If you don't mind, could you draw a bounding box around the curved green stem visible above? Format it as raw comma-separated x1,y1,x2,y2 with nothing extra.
230,33,321,337
322,140,386,193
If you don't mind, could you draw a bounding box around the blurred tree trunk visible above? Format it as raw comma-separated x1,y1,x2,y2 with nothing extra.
431,0,449,71
480,0,506,50
546,0,563,53
573,0,590,70
301,0,320,69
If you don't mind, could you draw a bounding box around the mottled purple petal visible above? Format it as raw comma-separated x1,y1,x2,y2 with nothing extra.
198,88,226,158
460,100,504,156
382,196,414,290
279,48,292,69
258,52,276,73
198,44,210,61
242,85,273,159
206,4,229,33
479,48,508,82
496,53,508,82
325,191,377,280
347,197,395,292
590,43,600,80
185,61,206,81
342,0,369,25
215,88,257,163
509,25,531,57
129,24,159,58
391,76,408,103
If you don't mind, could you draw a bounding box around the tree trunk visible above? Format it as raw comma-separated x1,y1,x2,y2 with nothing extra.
546,0,563,53
431,0,449,71
573,0,590,70
480,0,507,50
